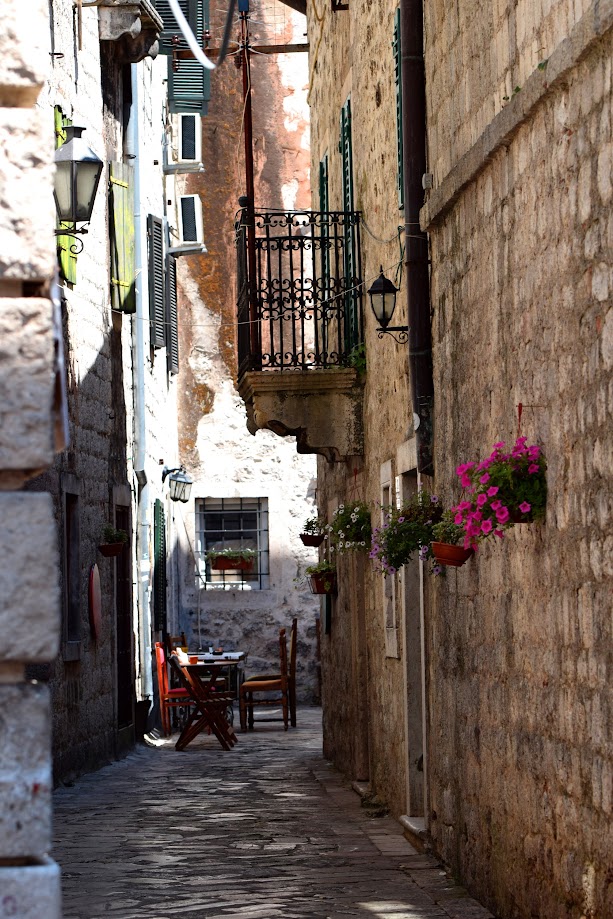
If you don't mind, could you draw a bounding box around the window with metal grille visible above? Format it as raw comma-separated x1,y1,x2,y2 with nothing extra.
196,498,269,590
393,8,404,209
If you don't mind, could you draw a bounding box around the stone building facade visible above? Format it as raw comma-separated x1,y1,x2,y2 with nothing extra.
170,3,321,698
287,1,612,918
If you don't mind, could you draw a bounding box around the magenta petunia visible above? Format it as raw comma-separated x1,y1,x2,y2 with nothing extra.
481,519,493,534
496,506,510,524
528,464,539,474
519,501,531,514
490,500,502,511
479,473,490,484
494,529,505,539
454,513,464,525
460,474,472,488
487,486,499,497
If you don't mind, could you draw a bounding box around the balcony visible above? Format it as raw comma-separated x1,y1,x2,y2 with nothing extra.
236,210,365,461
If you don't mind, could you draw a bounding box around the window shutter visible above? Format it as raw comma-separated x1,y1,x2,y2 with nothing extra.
393,8,404,209
153,499,167,633
166,255,179,374
152,0,211,115
55,106,78,286
109,162,136,313
339,99,358,350
148,215,166,348
318,155,330,335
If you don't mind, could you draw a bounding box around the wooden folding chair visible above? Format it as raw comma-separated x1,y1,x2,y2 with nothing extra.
154,642,193,737
170,656,238,751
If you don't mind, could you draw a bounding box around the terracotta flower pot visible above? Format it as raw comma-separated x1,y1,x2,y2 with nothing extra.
308,572,337,595
98,542,125,558
211,556,254,572
431,541,473,567
300,533,325,547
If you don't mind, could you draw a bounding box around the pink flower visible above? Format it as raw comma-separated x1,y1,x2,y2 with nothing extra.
458,501,472,511
481,519,493,534
493,441,505,449
487,486,499,497
479,473,490,484
490,500,502,511
518,501,531,514
470,510,483,522
454,513,464,525
476,493,488,507
496,506,510,524
460,474,472,488
456,462,475,476
494,529,505,539
528,464,539,474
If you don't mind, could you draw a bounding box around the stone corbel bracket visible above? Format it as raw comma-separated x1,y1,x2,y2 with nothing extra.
97,0,164,62
238,369,364,463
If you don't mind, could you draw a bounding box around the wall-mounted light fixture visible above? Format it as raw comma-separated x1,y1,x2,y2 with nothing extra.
161,465,193,503
368,266,408,344
54,126,103,252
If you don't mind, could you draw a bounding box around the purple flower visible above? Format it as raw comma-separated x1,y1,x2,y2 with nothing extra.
398,516,405,523
432,565,442,576
528,464,539,474
431,495,439,503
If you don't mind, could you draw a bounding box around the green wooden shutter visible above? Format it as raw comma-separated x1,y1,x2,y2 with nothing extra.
153,0,211,115
393,8,404,209
153,499,167,633
109,162,136,312
339,99,358,350
318,154,330,357
166,255,179,374
148,215,166,348
54,107,78,285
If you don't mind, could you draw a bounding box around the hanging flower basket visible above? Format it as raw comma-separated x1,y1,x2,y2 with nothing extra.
308,571,337,595
431,541,473,567
300,532,325,547
98,542,125,558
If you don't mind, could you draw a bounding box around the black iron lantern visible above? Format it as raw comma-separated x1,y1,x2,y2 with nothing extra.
53,126,103,227
162,465,193,503
368,266,408,343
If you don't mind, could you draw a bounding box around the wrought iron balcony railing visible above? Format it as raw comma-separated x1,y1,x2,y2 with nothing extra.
236,209,363,377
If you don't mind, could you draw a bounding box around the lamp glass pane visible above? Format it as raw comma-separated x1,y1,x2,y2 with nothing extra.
54,160,75,222
75,160,102,222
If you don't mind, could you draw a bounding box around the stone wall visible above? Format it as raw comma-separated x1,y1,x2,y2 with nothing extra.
0,0,61,914
423,4,613,918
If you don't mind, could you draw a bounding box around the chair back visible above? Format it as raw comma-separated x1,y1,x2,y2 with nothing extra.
278,628,288,686
288,618,297,681
155,641,169,698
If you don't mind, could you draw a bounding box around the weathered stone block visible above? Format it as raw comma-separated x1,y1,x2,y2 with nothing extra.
0,299,55,473
0,683,52,858
0,858,60,919
0,110,56,281
0,0,49,106
0,494,60,662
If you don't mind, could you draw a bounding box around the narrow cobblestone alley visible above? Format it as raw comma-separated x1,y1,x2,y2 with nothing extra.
53,709,494,919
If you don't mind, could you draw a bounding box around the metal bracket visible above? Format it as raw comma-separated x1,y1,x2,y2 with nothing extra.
376,326,409,344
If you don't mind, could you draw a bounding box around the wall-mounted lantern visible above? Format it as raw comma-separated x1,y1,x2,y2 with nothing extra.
162,465,193,503
54,126,103,247
368,266,408,344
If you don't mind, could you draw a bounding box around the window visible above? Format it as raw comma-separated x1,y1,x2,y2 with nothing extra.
148,214,166,347
153,1,212,116
196,498,269,590
393,8,404,209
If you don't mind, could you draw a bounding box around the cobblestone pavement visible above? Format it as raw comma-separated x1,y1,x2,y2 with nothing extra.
53,708,495,919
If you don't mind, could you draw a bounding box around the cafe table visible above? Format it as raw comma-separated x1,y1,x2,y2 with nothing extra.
169,655,243,752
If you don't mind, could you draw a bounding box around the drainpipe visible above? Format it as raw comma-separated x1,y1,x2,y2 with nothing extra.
127,63,153,704
401,0,434,475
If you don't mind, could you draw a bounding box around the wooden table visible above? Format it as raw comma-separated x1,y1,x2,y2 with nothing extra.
170,656,241,751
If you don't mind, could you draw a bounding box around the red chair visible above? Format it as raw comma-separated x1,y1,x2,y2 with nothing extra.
154,642,193,736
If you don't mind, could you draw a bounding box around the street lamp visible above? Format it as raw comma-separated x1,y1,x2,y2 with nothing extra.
161,465,193,503
54,126,103,242
367,266,408,344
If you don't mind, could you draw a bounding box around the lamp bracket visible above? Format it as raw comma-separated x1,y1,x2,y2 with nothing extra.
161,464,183,483
55,227,88,255
376,326,409,344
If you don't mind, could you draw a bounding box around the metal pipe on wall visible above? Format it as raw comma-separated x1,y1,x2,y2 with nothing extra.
400,0,434,475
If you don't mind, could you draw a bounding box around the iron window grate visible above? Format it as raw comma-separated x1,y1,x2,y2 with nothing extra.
196,497,269,590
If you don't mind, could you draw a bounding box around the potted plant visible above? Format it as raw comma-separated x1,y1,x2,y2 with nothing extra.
98,524,128,558
430,512,474,567
452,436,547,550
370,491,443,574
206,548,257,571
305,560,337,595
299,516,327,547
330,501,371,553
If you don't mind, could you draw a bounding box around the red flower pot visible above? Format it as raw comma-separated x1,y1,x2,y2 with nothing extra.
308,572,337,595
98,542,125,558
431,542,473,567
211,556,254,572
300,533,325,547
